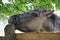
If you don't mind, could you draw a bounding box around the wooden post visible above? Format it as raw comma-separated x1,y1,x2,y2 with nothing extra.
4,24,16,40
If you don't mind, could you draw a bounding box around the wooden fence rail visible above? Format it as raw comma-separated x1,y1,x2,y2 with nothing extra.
16,32,60,40
3,24,60,40
0,32,60,40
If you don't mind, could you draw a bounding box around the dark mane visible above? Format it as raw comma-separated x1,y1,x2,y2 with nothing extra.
49,14,57,21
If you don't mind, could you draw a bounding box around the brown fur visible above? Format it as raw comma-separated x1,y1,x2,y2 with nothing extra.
7,9,54,32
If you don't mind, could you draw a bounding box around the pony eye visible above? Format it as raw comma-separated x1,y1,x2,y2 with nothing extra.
32,12,38,17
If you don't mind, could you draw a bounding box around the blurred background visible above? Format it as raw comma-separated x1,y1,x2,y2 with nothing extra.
0,0,60,36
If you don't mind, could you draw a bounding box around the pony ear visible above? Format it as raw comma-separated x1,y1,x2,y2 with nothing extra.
43,10,54,17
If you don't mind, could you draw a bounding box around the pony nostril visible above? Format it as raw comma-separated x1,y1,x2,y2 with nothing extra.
9,15,20,24
13,17,16,20
13,17,18,21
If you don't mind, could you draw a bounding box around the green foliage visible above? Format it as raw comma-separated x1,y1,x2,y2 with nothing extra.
32,0,53,9
0,0,60,18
